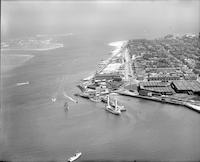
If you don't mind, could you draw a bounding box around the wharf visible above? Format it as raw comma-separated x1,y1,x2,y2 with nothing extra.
118,90,200,113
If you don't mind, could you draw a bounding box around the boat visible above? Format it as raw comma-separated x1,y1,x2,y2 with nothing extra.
51,98,56,102
16,81,30,86
105,95,121,115
64,102,69,111
101,96,126,111
67,152,82,162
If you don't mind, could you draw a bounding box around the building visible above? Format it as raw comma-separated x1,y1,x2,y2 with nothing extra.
171,80,200,95
147,75,180,82
183,73,197,80
94,73,122,81
146,67,181,73
138,81,175,95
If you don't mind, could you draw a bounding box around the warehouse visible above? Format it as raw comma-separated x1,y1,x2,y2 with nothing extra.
171,80,200,95
94,73,122,81
138,81,175,95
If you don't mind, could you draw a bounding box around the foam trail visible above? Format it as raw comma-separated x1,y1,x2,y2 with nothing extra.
63,91,78,103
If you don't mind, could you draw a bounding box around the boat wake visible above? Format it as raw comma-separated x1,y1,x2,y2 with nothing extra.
63,91,78,103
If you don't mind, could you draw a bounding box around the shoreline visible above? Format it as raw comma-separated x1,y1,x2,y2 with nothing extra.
82,40,127,81
118,90,200,113
1,44,64,52
78,36,200,114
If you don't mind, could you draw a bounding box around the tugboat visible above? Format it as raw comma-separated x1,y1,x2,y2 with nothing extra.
105,95,121,115
67,152,82,162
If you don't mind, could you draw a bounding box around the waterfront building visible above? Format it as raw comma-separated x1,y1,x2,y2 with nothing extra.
94,73,122,81
171,80,200,95
138,81,175,95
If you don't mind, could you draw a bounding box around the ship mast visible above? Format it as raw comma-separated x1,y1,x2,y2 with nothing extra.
107,95,110,107
115,99,118,110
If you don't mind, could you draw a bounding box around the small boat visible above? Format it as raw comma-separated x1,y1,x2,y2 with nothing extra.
67,152,82,162
16,81,30,86
105,95,121,115
64,102,69,111
51,98,56,102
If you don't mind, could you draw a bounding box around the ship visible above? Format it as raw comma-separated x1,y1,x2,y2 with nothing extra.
105,95,121,115
101,95,126,111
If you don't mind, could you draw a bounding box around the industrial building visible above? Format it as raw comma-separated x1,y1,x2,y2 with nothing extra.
138,81,175,96
147,75,180,82
94,73,122,81
171,80,200,95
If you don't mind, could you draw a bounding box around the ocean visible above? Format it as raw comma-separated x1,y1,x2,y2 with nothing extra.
1,1,200,161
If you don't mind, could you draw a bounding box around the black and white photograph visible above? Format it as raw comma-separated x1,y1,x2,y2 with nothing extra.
1,0,200,161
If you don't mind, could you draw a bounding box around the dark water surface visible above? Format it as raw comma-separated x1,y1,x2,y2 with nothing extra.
1,1,200,161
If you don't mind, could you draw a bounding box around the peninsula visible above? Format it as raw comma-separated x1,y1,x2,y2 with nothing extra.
76,34,200,113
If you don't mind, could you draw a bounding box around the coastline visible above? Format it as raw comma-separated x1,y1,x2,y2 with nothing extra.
78,36,200,114
82,40,127,81
118,90,200,113
1,44,64,51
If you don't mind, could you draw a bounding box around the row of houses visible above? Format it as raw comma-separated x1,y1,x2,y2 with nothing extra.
147,73,197,81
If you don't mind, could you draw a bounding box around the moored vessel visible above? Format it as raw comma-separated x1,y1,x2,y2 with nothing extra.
105,95,121,115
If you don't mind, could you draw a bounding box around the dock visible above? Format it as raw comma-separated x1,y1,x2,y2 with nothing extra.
118,90,200,113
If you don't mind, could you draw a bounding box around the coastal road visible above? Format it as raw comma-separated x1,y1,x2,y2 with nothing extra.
124,47,133,81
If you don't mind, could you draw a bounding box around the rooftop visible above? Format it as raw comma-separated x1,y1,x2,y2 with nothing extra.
172,80,200,92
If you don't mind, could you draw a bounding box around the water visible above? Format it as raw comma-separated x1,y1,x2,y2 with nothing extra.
1,1,200,161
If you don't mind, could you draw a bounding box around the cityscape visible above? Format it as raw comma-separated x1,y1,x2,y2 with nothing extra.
76,34,200,114
1,1,200,161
